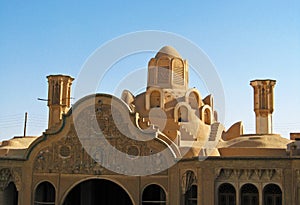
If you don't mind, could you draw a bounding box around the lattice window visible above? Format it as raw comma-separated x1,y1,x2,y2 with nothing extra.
173,59,184,85
241,184,259,205
218,183,236,205
263,184,282,205
34,182,55,205
142,184,166,205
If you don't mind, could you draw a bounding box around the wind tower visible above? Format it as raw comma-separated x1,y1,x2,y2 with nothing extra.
250,79,276,134
47,75,74,129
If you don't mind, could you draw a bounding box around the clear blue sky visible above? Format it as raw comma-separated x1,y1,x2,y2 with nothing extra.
0,0,299,140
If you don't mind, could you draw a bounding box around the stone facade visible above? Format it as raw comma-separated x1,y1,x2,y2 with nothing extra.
0,46,299,205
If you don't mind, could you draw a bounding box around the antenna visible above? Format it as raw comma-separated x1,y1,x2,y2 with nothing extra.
37,97,74,101
37,98,49,101
23,112,28,137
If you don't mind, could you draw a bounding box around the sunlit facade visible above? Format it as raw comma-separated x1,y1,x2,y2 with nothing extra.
0,46,299,205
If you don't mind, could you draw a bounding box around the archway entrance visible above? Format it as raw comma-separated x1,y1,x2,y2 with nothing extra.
3,182,18,205
62,179,133,205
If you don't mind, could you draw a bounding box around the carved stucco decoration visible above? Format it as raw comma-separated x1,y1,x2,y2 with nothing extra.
296,169,300,185
215,168,282,181
0,168,11,191
10,168,22,191
34,103,170,175
181,170,197,194
0,167,22,191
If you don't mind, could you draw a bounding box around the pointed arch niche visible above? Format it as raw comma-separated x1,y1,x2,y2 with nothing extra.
174,103,191,123
185,89,201,109
145,88,164,110
181,170,197,205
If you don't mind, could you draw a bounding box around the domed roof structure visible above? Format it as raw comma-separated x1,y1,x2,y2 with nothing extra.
155,46,181,59
219,134,290,149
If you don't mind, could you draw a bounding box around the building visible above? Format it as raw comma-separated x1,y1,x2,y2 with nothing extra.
0,46,299,205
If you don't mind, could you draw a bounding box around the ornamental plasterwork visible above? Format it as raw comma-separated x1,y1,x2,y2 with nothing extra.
295,169,300,184
181,170,197,194
10,168,22,191
0,167,22,191
215,168,282,181
34,103,169,175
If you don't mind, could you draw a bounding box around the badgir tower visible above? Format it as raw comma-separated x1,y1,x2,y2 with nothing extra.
0,46,299,205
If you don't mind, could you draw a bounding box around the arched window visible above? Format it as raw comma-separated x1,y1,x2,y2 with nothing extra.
172,59,184,86
218,183,236,205
3,182,18,205
34,182,55,205
188,92,199,109
142,184,166,205
241,184,258,205
150,91,161,108
148,67,156,85
263,184,282,205
182,171,197,205
185,184,197,205
260,87,267,109
204,108,211,125
178,106,188,122
52,82,60,105
157,59,170,85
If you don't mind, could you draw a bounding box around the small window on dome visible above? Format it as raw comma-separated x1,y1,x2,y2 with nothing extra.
150,91,161,108
173,59,184,86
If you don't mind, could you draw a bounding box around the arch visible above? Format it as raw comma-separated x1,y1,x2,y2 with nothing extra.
178,106,188,122
150,91,161,108
142,184,166,205
157,56,171,67
34,181,55,205
182,170,197,205
240,183,259,205
148,58,157,86
185,89,201,109
157,57,171,85
148,67,156,85
263,184,282,205
3,182,18,205
200,105,212,125
182,170,197,194
218,183,236,205
145,88,164,110
174,103,191,123
62,178,134,205
204,108,212,125
171,58,185,86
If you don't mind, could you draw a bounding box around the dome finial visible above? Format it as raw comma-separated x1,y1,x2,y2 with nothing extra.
155,46,181,58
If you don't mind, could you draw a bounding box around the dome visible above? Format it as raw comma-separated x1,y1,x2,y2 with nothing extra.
219,134,290,149
155,46,181,59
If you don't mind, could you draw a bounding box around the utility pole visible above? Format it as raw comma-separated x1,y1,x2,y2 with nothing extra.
23,112,28,137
